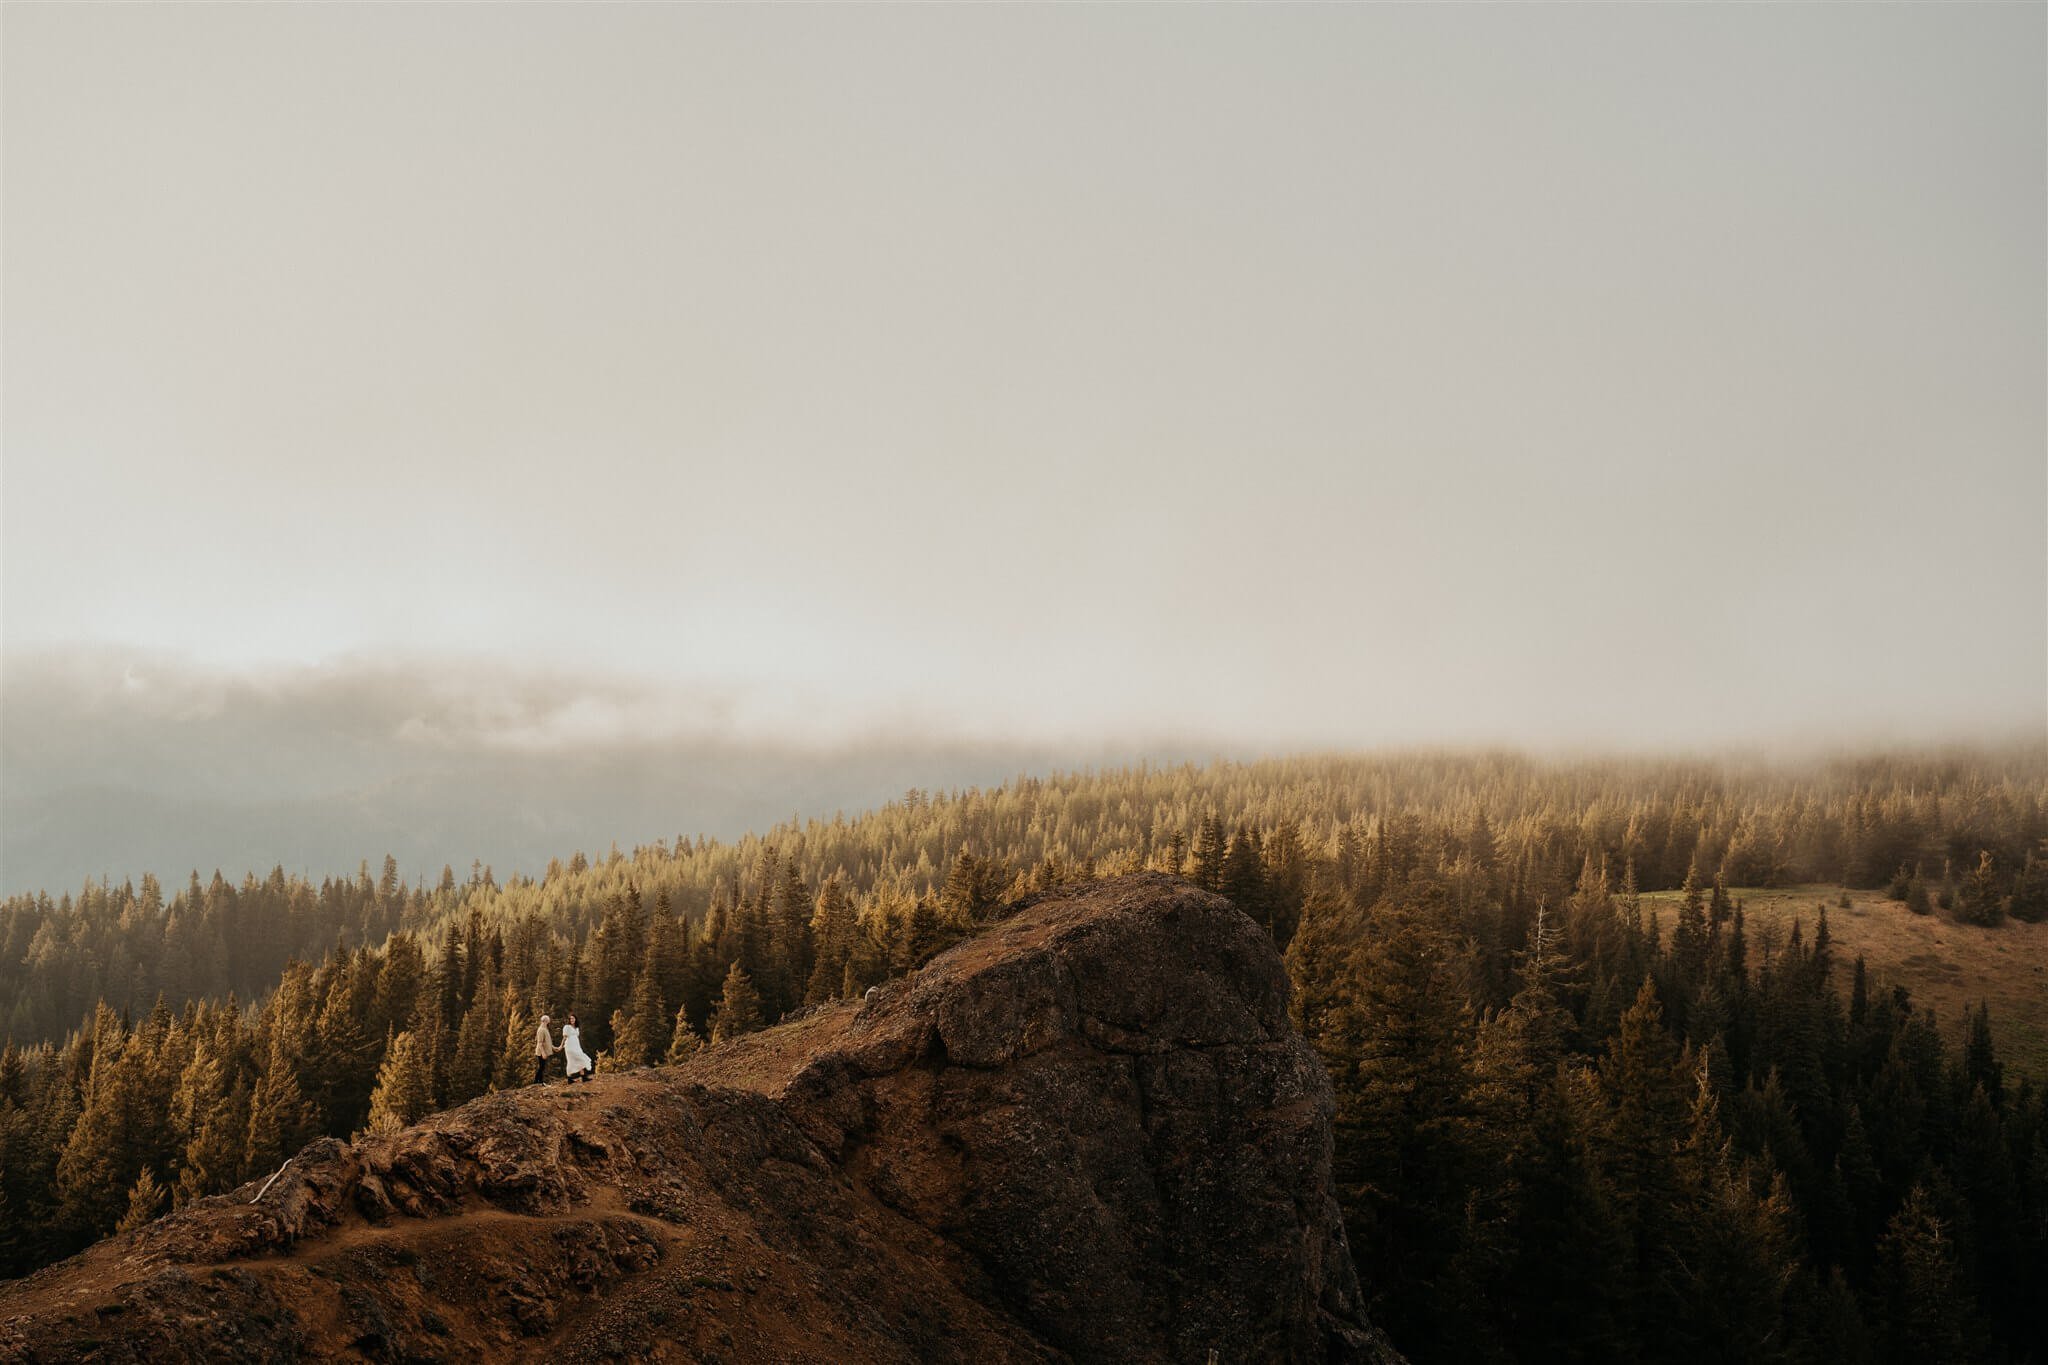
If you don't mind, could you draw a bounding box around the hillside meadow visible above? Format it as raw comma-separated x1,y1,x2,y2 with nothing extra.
1643,884,2048,1078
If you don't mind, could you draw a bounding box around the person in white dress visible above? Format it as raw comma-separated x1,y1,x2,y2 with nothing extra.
561,1012,594,1084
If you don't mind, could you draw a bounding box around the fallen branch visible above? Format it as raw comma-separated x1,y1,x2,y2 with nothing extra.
250,1157,293,1204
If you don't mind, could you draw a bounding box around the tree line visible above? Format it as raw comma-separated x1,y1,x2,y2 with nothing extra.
6,749,2044,1048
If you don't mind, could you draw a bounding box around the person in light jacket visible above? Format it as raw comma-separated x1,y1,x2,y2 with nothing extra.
531,1013,557,1085
561,1012,594,1084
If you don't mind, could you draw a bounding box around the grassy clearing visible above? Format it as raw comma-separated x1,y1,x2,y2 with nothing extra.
1641,884,2048,1081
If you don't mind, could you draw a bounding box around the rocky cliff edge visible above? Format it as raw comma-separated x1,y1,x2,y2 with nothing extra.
0,874,1402,1364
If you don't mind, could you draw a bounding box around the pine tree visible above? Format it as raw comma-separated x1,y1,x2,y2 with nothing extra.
648,891,691,1027
1801,1268,1874,1365
1956,851,2004,927
903,897,946,970
433,934,464,1030
1325,902,1489,1353
1189,816,1227,892
1961,1002,2003,1108
414,1002,453,1111
130,1007,189,1181
591,888,647,1047
1159,829,1188,877
769,863,813,1015
115,1167,167,1235
1261,820,1309,946
312,982,379,1133
56,1020,144,1238
1672,858,1709,983
447,954,503,1105
244,1038,310,1177
1875,1183,1975,1365
805,876,856,1005
732,875,769,988
496,994,536,1090
455,904,487,1010
1672,1069,1803,1361
1595,978,1691,1343
1283,884,1354,1048
709,963,764,1045
605,1009,639,1070
1492,1060,1627,1362
371,932,427,1041
1219,827,1268,928
447,999,494,1105
2008,851,2048,922
176,1068,248,1204
940,851,1005,924
1888,864,1915,901
0,1042,23,1108
1952,1085,2022,1336
664,1005,704,1065
609,964,665,1069
365,1031,434,1135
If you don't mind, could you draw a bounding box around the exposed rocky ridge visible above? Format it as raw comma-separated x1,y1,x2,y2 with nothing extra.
0,874,1402,1363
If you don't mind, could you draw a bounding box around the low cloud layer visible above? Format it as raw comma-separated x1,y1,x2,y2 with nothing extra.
0,650,1237,895
7,648,2036,898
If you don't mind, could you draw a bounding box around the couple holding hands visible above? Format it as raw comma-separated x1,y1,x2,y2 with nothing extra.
531,1012,594,1085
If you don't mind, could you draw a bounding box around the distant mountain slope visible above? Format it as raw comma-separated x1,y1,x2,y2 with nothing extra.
1,740,1229,900
0,651,1221,895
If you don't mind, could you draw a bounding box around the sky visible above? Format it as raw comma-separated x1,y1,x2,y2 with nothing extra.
4,5,2044,785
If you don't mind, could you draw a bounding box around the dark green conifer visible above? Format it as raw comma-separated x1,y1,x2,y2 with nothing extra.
709,963,764,1044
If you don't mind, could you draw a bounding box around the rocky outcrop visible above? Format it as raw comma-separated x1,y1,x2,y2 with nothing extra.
0,874,1401,1363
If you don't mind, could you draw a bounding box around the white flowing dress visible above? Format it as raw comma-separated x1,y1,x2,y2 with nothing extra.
561,1024,593,1077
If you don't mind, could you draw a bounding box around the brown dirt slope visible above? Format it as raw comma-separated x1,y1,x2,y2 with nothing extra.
0,874,1400,1364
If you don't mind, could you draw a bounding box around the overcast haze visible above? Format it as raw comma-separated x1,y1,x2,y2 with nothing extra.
3,6,2043,890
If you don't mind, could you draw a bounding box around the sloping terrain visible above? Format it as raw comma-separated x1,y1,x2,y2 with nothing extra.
0,875,1400,1363
1644,884,2048,1077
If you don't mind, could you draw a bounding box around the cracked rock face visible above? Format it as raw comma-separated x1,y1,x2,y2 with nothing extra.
772,874,1391,1362
0,874,1401,1364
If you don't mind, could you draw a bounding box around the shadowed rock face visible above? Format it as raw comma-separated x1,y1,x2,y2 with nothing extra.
0,874,1402,1363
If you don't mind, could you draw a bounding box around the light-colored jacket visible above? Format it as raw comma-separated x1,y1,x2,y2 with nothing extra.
534,1021,557,1059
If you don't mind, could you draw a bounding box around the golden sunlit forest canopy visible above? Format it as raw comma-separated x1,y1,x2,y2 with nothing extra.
4,746,2046,1363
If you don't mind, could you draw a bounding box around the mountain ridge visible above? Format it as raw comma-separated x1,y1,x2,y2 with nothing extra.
0,875,1400,1363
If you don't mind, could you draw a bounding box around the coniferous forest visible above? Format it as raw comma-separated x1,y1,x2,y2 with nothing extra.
3,748,2046,1364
